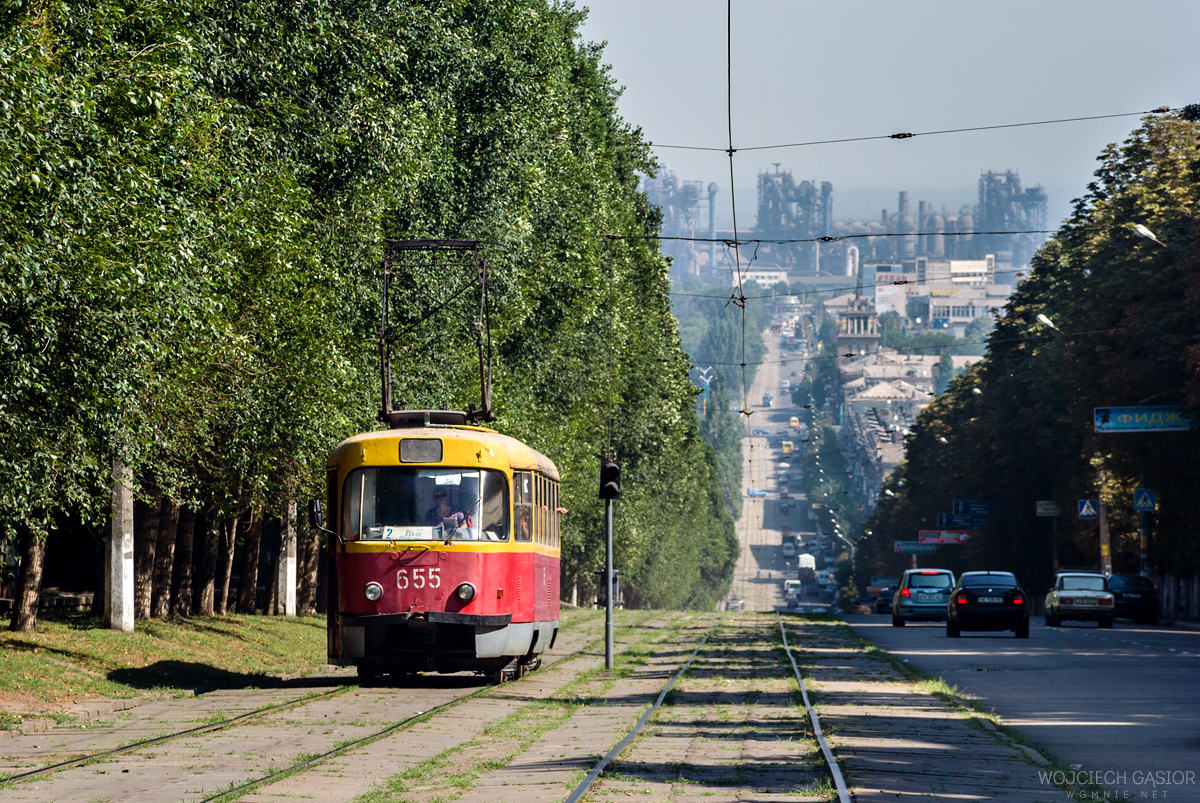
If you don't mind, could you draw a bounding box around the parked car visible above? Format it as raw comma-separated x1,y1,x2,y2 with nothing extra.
747,488,767,498
892,569,955,626
946,572,1029,638
1106,574,1159,624
873,585,898,614
1044,571,1114,628
751,428,771,436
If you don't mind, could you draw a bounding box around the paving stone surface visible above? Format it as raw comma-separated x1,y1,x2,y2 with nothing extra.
235,614,684,803
786,617,1069,803
581,613,825,803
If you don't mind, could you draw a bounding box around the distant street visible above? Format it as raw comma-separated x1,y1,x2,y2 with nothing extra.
845,615,1200,800
730,319,831,614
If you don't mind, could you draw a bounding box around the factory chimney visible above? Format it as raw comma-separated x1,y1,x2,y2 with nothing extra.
707,182,719,269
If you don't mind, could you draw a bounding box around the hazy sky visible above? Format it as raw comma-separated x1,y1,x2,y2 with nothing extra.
579,0,1200,229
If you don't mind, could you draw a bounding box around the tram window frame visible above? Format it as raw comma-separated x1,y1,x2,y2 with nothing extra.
514,471,533,542
551,481,559,547
535,474,544,544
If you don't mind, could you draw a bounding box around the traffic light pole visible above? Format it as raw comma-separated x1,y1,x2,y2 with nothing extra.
604,497,614,671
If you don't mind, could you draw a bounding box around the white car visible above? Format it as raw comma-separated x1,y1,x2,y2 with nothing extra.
1044,572,1114,628
747,488,768,498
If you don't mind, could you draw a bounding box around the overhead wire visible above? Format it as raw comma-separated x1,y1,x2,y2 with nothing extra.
647,108,1174,153
668,264,1038,303
688,325,1123,370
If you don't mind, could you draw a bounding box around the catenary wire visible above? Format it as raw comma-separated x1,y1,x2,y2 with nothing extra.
689,326,1123,370
648,108,1173,152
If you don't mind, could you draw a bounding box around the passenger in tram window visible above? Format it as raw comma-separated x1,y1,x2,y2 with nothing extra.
516,508,531,541
424,490,472,529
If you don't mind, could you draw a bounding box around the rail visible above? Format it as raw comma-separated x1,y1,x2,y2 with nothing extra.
778,611,852,803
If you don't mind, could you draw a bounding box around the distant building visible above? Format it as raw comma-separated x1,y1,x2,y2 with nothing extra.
836,296,880,357
733,269,789,288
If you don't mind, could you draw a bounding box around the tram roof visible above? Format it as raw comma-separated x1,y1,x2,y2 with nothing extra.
331,424,559,481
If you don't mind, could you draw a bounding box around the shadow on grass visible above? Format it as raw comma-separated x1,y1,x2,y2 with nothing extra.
106,660,312,691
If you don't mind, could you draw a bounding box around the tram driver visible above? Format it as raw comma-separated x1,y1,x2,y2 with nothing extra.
425,490,473,531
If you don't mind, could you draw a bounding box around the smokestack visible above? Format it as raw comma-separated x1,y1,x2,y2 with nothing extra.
898,191,910,217
707,182,718,269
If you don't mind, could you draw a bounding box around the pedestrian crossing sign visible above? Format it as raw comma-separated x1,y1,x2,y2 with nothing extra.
1078,500,1098,519
1134,489,1156,512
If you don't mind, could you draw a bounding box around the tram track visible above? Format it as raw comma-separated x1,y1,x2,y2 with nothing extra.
0,611,673,801
198,612,691,803
564,612,851,803
0,687,348,785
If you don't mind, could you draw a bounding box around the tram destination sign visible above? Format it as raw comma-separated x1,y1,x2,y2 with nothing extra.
1094,406,1192,433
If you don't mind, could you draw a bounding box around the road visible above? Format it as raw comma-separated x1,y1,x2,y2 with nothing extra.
844,614,1200,800
729,320,830,614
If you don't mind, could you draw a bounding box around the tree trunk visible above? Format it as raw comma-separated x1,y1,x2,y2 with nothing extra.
151,499,180,618
196,504,218,616
265,521,280,616
9,526,46,632
298,526,318,614
214,516,237,615
134,490,163,620
171,507,195,617
237,514,262,613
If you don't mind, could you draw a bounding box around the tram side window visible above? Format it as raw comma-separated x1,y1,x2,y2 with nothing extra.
534,474,543,544
514,471,532,542
552,481,559,548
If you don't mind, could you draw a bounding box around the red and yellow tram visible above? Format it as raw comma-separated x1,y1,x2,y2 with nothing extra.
322,410,561,681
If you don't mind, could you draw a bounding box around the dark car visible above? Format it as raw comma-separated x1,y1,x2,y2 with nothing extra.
946,572,1029,638
1107,574,1159,624
874,585,898,615
892,569,955,626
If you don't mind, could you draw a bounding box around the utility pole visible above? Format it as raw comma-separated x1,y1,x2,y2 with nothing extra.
604,497,614,670
1098,499,1112,575
599,458,621,671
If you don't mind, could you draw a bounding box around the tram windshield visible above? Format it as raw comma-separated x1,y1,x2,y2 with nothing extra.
342,467,510,542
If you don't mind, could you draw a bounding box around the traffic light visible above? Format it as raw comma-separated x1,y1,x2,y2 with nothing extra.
599,457,621,500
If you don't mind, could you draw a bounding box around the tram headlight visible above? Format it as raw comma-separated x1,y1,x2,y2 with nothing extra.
455,583,476,603
364,582,384,602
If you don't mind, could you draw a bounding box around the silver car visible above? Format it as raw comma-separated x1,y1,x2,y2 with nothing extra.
893,569,955,626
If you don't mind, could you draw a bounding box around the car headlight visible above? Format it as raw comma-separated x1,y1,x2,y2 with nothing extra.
456,583,476,602
364,582,383,602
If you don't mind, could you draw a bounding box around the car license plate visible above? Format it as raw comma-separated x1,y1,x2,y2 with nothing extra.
1076,597,1094,606
1125,593,1141,598
978,596,1003,603
918,594,941,602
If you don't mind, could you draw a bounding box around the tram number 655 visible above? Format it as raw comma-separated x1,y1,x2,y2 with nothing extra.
397,567,441,590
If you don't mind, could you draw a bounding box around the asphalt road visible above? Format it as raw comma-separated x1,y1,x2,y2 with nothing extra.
729,324,830,614
844,614,1200,800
